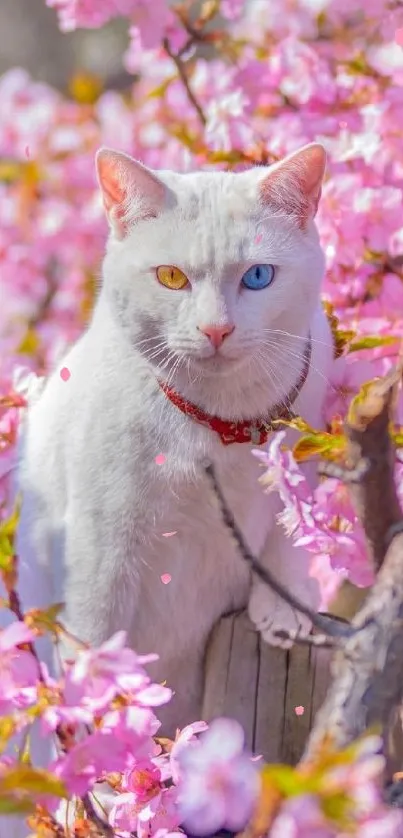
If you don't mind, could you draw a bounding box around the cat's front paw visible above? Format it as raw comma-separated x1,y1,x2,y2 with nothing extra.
248,578,319,650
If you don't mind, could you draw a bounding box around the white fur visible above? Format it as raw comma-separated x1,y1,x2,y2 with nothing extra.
5,150,334,836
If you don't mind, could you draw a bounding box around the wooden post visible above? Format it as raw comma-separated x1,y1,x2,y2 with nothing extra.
202,610,331,764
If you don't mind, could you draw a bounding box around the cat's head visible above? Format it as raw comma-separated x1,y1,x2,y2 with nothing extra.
96,144,326,402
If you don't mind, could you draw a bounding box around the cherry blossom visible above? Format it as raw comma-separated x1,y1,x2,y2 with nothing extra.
176,717,260,835
0,622,38,710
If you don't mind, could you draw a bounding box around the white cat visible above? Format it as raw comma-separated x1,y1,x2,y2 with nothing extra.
14,142,333,741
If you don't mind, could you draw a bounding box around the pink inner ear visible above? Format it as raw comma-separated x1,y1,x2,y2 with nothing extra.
99,160,126,215
296,144,326,200
96,149,167,237
98,157,127,216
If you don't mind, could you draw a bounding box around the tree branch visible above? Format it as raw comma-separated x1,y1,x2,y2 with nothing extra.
303,361,403,760
341,363,403,571
204,464,352,639
163,37,206,126
82,793,114,838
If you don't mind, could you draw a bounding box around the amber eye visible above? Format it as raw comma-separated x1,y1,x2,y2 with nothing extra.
156,265,189,290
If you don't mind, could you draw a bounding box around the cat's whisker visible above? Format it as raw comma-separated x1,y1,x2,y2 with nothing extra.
142,347,169,364
254,345,315,412
133,334,167,346
157,357,176,376
163,353,186,391
159,351,181,374
259,343,334,393
259,335,333,381
139,338,169,354
262,328,334,350
265,339,332,381
165,359,182,387
144,350,172,367
260,339,332,385
133,337,169,355
254,350,291,408
140,340,168,355
186,358,203,387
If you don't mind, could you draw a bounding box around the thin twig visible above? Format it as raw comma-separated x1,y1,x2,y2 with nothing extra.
82,793,114,838
163,37,206,126
28,261,58,329
8,588,46,685
204,463,352,639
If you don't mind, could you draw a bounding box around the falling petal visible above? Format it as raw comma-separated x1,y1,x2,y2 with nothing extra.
60,367,71,381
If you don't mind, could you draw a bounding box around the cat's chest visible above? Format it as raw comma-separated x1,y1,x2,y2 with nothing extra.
131,442,276,655
144,436,276,558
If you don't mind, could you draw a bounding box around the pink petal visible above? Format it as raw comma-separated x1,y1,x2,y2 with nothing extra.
0,621,35,652
60,366,71,381
136,684,172,707
100,630,128,653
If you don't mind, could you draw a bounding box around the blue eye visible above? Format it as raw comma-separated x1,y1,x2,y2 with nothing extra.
241,264,275,290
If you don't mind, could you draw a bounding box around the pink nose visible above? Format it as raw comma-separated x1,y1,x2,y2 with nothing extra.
198,323,235,349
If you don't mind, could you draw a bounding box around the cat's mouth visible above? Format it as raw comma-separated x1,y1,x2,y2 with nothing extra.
189,352,246,376
160,341,247,377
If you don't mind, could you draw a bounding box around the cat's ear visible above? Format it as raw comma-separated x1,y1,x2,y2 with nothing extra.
95,148,167,240
259,143,326,228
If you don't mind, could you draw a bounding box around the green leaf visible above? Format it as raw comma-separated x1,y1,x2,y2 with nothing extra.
348,335,398,352
0,501,21,539
272,415,313,433
321,791,353,826
0,717,17,754
0,766,67,799
293,433,345,462
206,149,247,165
17,328,40,356
0,795,34,815
26,603,65,636
0,499,21,579
147,76,175,99
0,543,13,565
262,765,321,797
0,160,22,183
262,765,307,796
347,377,381,425
322,300,356,358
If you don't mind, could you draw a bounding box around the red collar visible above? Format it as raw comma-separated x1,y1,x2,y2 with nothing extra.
158,337,311,446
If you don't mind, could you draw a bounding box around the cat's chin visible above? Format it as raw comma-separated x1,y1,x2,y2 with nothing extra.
189,354,246,377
